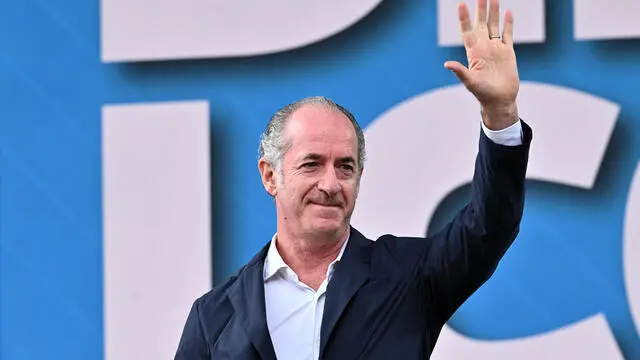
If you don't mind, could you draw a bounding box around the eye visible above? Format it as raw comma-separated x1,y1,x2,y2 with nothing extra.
340,164,355,172
301,162,318,168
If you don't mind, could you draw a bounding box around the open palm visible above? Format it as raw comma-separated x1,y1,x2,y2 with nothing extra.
445,0,519,121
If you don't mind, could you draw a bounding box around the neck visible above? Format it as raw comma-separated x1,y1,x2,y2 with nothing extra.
275,226,349,286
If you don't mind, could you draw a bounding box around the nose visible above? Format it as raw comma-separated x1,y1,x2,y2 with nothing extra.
317,168,342,196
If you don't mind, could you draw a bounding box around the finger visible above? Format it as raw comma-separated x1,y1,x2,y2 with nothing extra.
444,61,472,85
474,0,488,32
487,0,500,38
458,2,477,47
458,2,472,33
502,9,514,46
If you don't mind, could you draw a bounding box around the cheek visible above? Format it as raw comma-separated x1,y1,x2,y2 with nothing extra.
283,178,316,202
342,182,359,202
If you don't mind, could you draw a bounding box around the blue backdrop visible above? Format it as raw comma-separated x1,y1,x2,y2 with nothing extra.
1,0,639,359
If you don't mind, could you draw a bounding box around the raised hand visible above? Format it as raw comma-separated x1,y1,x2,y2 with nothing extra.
444,0,520,130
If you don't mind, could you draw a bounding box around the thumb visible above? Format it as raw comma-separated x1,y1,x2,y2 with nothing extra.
444,61,471,85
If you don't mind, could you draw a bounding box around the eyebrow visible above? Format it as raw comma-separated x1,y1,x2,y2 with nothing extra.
337,156,356,164
299,153,356,164
299,153,323,162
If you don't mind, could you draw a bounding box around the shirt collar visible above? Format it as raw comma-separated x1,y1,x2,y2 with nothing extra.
263,232,350,282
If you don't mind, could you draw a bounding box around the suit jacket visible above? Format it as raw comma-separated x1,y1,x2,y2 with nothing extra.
175,121,532,360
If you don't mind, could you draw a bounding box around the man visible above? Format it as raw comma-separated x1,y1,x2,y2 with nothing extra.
175,0,531,358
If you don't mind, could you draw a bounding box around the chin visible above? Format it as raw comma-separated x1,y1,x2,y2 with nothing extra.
308,220,347,237
302,206,349,235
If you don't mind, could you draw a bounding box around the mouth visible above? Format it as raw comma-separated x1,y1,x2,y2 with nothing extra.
309,201,342,208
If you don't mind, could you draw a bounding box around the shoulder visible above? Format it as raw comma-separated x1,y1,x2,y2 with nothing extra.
195,273,237,313
195,242,269,313
351,228,436,273
186,261,260,344
373,233,435,261
195,259,257,313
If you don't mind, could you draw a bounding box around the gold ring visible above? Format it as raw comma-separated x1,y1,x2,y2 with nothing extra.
489,34,501,39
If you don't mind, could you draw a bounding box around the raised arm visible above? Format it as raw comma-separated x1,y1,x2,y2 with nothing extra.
424,0,531,322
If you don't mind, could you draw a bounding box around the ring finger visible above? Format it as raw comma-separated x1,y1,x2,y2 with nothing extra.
487,0,500,38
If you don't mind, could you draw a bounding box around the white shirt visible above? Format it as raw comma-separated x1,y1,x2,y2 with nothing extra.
263,120,523,360
264,234,349,360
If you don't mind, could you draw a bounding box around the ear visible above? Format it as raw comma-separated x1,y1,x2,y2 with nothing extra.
258,158,278,196
355,166,364,196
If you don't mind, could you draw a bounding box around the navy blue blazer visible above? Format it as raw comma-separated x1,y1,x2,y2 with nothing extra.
175,121,532,360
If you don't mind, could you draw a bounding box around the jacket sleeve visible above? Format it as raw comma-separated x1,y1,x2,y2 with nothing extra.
422,119,532,324
175,298,210,360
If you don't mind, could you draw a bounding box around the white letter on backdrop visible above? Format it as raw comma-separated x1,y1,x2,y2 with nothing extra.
102,101,212,360
574,0,640,40
100,0,383,62
437,0,545,46
624,163,640,337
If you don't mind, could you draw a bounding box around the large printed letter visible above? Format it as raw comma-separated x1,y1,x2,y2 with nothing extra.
437,0,545,46
102,101,212,360
100,0,383,62
624,163,640,338
574,0,640,40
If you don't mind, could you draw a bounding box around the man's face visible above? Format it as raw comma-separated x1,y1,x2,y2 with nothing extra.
263,105,362,240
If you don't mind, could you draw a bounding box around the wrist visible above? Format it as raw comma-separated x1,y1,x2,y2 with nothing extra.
481,102,519,131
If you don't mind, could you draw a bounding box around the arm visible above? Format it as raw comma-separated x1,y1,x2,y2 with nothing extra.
424,119,531,322
428,0,527,322
175,299,210,360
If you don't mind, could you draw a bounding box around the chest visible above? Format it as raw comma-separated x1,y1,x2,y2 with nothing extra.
321,276,436,359
210,267,439,360
264,273,330,360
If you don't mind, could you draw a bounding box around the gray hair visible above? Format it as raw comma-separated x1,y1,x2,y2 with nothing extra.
258,96,366,174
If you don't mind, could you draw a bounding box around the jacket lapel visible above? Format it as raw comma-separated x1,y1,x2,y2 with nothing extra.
227,243,277,360
319,227,372,357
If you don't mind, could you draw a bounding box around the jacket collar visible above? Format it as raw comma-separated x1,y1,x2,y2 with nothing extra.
319,227,372,357
263,232,351,282
227,241,277,360
226,227,372,360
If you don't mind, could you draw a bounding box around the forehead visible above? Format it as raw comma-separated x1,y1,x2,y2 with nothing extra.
284,105,357,152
